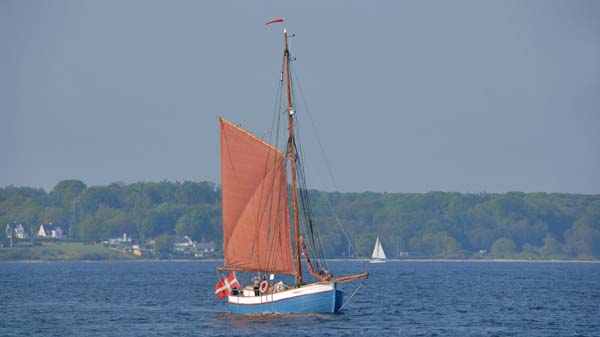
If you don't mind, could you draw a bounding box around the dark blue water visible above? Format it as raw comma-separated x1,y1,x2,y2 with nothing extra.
1,261,599,336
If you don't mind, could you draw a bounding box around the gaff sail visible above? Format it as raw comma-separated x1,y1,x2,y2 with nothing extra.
219,117,294,274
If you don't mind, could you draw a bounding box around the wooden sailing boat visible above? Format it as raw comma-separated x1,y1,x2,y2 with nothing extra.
215,20,368,314
370,236,387,263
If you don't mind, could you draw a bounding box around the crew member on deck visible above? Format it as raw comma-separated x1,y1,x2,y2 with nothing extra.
252,276,260,296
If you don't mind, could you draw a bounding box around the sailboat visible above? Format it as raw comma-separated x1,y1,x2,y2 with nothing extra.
370,236,387,263
214,19,368,314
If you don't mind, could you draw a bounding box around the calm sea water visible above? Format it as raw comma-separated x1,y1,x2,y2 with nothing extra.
1,260,599,337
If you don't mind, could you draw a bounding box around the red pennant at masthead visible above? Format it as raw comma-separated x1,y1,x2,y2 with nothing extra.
214,272,240,299
265,18,284,25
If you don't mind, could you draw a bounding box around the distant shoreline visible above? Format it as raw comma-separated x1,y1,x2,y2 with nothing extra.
327,258,600,263
2,258,598,263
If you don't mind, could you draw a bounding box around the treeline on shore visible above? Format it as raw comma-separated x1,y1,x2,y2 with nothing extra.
1,180,599,259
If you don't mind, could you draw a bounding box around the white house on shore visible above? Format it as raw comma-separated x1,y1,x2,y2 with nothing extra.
14,224,29,239
174,235,195,254
103,233,133,252
38,223,65,239
173,236,216,257
105,233,132,246
5,223,30,240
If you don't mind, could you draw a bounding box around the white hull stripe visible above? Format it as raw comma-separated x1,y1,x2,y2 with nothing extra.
228,283,335,305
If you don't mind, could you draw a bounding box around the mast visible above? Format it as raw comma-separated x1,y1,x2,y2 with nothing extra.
284,28,303,285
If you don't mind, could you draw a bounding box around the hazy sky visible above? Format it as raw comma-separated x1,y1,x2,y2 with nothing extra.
1,0,599,194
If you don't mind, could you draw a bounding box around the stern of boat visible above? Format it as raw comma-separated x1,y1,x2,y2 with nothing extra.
333,284,344,313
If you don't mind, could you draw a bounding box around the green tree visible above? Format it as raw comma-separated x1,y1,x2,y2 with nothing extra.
154,234,175,255
0,224,7,243
135,204,183,240
42,207,69,226
78,214,102,242
174,181,218,205
490,237,517,258
50,180,86,207
521,242,539,258
465,226,496,251
408,232,463,257
175,206,214,241
539,235,562,258
563,202,600,258
2,180,600,260
563,224,600,258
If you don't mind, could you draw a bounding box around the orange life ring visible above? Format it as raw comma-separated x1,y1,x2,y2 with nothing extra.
259,280,268,293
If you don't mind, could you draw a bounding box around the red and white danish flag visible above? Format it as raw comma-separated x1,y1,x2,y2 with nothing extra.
214,272,240,299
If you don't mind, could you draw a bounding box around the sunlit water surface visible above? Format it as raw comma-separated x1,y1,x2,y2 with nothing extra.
1,260,599,336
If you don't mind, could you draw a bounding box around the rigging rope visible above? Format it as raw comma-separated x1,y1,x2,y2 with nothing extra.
290,68,329,272
337,282,364,313
250,50,287,274
291,67,367,266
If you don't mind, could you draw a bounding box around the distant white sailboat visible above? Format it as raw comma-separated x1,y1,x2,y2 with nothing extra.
370,236,387,263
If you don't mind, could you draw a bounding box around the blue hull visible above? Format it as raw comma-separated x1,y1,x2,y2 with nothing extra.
227,285,344,314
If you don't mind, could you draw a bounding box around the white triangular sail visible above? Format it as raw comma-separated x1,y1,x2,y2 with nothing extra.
371,236,386,260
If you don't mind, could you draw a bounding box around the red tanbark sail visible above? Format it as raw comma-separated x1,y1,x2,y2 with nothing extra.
219,117,294,274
